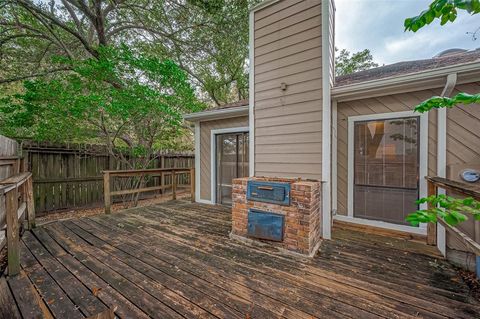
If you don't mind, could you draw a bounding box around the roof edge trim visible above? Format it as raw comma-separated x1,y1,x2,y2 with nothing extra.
184,105,249,122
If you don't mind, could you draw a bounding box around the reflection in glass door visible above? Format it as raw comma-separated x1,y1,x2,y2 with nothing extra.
353,116,419,225
216,132,249,205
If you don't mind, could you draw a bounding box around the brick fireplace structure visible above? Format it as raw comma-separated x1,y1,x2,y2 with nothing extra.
231,177,322,257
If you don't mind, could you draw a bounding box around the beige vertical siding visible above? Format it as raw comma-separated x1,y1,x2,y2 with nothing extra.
446,82,480,166
199,116,249,201
335,88,441,215
253,0,324,180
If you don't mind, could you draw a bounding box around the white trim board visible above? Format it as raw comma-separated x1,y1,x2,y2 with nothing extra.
210,126,250,205
346,110,429,234
248,9,255,177
194,122,202,203
331,99,338,215
334,215,427,236
196,199,213,205
321,0,332,240
436,73,457,256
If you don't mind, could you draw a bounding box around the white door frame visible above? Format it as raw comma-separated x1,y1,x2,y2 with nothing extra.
341,110,428,235
211,126,250,205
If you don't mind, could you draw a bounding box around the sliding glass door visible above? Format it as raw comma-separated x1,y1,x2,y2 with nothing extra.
216,132,249,205
353,116,419,225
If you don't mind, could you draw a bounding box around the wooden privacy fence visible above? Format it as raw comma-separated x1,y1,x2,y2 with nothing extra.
0,135,23,181
22,141,194,215
103,168,195,214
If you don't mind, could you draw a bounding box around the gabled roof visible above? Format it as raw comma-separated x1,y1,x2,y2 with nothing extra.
335,49,480,87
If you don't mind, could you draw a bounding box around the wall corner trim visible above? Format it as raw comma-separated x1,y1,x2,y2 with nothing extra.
194,122,202,203
437,72,457,256
322,0,332,240
248,9,255,177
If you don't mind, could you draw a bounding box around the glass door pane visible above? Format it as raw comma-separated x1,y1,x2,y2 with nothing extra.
353,117,419,225
216,132,249,205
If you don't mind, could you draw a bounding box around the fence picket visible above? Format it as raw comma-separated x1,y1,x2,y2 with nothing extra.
21,142,194,215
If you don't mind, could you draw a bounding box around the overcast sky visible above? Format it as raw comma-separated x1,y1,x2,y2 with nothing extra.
335,0,480,65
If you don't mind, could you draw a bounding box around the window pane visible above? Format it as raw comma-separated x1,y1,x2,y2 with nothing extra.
353,116,419,225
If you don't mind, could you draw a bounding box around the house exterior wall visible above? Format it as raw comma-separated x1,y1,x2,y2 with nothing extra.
444,82,480,261
335,88,442,216
446,82,480,166
252,0,325,180
199,116,249,202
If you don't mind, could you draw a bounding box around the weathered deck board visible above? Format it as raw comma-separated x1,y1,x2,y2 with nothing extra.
2,200,480,318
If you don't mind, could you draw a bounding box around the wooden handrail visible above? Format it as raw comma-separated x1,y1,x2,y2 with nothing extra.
437,219,480,256
426,176,480,198
103,168,195,214
0,172,31,187
1,172,35,276
425,176,480,256
102,167,191,176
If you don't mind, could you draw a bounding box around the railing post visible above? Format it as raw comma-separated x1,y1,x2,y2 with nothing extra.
103,171,111,214
190,168,195,203
6,187,20,276
26,176,35,229
172,170,176,200
427,180,437,245
160,156,165,195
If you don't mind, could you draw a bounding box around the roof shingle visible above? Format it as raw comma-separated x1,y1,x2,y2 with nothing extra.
335,49,480,87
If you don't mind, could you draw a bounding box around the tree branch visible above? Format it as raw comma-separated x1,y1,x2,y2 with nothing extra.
60,0,83,33
14,0,99,58
0,67,71,84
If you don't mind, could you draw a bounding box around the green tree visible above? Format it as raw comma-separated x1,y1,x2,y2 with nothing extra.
405,0,480,226
335,48,379,77
0,45,204,168
0,0,258,106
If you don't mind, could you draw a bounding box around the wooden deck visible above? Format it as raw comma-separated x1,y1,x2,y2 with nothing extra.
1,200,480,319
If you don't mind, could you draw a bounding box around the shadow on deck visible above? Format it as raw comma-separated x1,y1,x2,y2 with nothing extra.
1,200,480,318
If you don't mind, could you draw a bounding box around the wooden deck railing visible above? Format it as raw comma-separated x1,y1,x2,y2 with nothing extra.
0,172,35,276
426,176,480,276
102,168,195,214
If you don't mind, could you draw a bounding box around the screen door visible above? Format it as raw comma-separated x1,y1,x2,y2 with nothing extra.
353,116,419,225
216,132,249,205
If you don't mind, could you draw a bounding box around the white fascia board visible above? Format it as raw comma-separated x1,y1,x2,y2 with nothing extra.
183,106,249,122
250,0,280,12
332,61,480,101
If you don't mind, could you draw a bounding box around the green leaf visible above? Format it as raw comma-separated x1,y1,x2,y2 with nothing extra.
407,194,480,226
405,0,480,32
414,92,480,113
